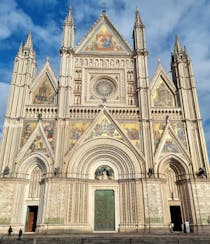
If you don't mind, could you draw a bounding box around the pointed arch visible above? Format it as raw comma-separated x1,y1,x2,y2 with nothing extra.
156,154,190,178
64,138,144,179
16,153,52,177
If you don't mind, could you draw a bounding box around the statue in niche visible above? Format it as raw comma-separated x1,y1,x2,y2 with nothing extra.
3,166,10,176
95,165,114,180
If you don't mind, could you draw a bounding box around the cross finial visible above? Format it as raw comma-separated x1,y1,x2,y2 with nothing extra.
102,1,106,14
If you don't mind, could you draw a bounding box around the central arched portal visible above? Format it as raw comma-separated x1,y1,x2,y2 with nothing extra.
66,138,144,232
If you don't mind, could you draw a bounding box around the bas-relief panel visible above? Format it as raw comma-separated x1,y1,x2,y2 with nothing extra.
69,121,91,149
33,75,56,104
84,24,124,52
153,123,166,149
86,116,122,141
120,123,140,149
152,78,175,107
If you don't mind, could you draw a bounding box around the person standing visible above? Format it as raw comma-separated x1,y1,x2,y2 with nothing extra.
8,226,13,237
18,228,23,241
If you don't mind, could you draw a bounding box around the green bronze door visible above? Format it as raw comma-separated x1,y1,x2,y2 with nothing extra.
94,190,115,231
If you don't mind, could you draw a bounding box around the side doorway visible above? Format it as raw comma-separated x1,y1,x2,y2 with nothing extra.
25,206,38,232
170,205,183,231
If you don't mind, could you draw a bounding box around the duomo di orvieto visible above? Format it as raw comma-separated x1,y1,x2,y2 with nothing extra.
0,6,210,233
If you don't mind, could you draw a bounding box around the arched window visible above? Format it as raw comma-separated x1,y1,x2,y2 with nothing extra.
28,166,42,198
166,166,179,200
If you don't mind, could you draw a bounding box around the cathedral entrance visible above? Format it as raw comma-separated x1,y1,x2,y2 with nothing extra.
25,206,38,232
94,190,115,231
170,206,183,231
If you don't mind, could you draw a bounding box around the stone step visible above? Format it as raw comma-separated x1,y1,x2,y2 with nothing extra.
1,236,210,244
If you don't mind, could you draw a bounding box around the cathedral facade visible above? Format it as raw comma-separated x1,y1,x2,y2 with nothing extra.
0,7,210,233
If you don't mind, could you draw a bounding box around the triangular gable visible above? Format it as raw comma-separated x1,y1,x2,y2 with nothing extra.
21,121,55,150
30,60,58,105
65,108,144,161
150,63,177,107
154,123,190,162
76,13,132,55
17,122,54,161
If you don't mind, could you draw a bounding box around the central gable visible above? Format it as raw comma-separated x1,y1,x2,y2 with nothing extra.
76,13,132,55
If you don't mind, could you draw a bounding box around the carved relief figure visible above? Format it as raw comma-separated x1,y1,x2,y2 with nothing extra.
95,165,114,180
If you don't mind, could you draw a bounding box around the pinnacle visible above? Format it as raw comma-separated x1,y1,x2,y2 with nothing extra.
17,42,23,56
65,5,74,25
174,35,182,54
24,32,33,51
135,6,144,27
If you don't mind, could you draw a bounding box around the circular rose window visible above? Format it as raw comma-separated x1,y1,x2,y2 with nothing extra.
93,79,116,98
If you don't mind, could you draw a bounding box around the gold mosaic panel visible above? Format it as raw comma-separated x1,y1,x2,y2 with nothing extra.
42,122,55,150
152,78,175,107
69,121,91,149
86,116,122,141
84,24,124,52
153,123,166,149
21,121,37,146
28,135,47,154
171,121,187,148
120,123,140,149
33,75,56,104
163,134,179,153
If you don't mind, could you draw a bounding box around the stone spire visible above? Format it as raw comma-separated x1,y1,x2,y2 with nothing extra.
65,5,74,25
24,32,33,51
17,42,23,56
133,6,146,51
62,5,75,49
174,35,182,54
134,7,144,28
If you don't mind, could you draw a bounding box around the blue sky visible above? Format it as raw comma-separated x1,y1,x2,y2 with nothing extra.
0,0,210,158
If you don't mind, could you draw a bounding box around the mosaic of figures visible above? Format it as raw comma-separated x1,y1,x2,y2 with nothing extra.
33,75,56,104
153,121,187,152
69,121,91,149
86,116,122,141
120,122,141,149
28,135,47,154
21,121,55,150
171,121,187,149
21,121,37,146
84,24,124,52
153,123,166,150
152,78,175,107
163,134,179,153
42,122,55,149
74,57,134,69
